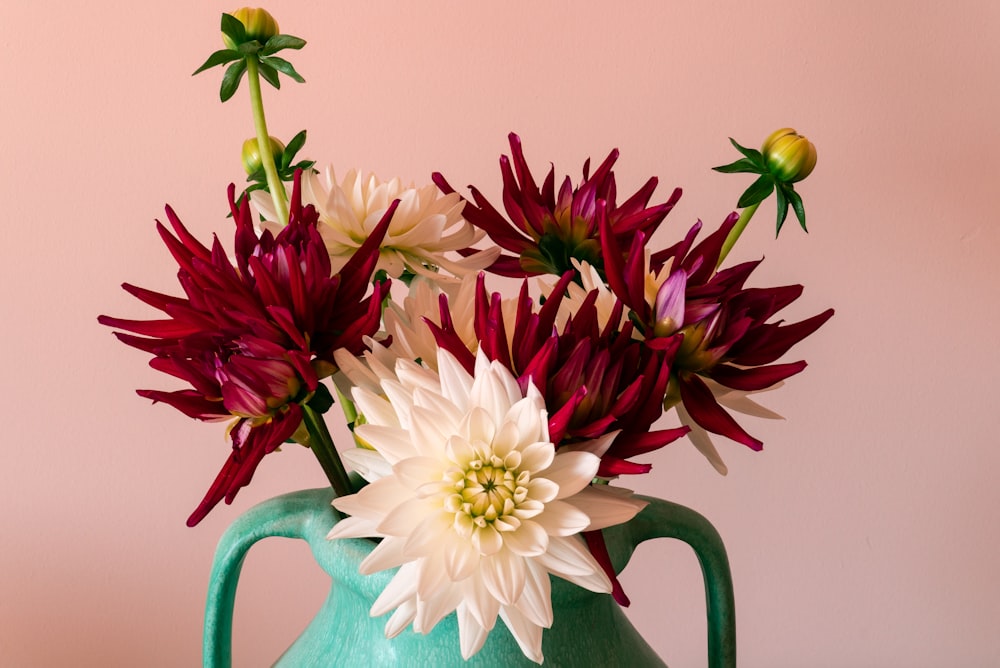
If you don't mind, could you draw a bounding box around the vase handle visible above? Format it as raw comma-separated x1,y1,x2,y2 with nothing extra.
202,488,337,668
627,496,737,668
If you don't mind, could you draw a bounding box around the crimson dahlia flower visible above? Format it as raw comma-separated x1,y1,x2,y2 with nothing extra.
433,133,681,279
600,212,834,472
99,174,396,524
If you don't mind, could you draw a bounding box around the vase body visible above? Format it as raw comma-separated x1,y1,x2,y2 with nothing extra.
204,488,736,667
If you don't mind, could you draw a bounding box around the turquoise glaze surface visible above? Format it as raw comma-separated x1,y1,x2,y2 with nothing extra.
203,488,736,667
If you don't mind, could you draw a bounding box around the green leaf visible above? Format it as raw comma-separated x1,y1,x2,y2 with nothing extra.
729,137,765,165
237,40,263,56
261,34,307,55
737,174,774,208
774,184,789,237
262,55,305,83
192,48,241,75
308,382,335,414
712,157,763,174
219,59,247,102
220,13,247,44
257,59,281,89
282,130,308,168
785,184,808,232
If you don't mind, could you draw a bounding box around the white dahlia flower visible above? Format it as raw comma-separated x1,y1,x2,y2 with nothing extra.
326,351,645,663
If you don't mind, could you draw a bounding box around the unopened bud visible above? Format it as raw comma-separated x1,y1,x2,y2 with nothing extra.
241,136,285,175
222,8,280,49
761,128,817,183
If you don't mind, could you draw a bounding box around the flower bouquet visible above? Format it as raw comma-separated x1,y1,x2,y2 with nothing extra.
100,8,832,666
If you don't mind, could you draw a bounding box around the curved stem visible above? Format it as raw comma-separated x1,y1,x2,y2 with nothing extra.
245,57,289,225
302,404,352,499
717,202,759,268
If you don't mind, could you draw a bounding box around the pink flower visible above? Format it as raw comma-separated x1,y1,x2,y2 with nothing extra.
99,174,397,524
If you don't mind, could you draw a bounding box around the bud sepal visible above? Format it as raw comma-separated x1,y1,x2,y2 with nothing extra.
193,10,307,102
713,131,816,235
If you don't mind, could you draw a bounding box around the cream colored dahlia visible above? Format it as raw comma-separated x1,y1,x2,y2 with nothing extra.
251,166,500,278
326,351,646,663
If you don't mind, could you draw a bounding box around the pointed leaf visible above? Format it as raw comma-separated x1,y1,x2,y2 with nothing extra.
220,13,247,44
257,59,281,89
219,60,247,102
737,174,774,208
712,157,763,174
192,49,241,75
262,55,306,83
728,137,765,165
785,185,807,232
261,34,307,55
774,184,789,237
283,130,308,163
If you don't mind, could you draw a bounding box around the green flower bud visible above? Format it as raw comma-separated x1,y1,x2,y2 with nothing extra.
241,136,285,175
222,8,280,49
761,128,817,183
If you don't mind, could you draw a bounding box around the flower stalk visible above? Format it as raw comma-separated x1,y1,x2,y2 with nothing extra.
302,404,353,498
245,57,289,224
716,201,759,267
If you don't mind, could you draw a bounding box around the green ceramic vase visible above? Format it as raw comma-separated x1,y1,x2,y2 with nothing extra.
203,488,735,667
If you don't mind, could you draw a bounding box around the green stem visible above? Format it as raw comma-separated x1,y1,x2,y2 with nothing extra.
245,57,289,225
301,404,352,498
716,201,760,268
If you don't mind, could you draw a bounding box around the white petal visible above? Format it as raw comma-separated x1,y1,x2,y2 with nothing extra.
518,441,555,473
359,537,408,574
384,599,417,638
370,563,420,617
331,476,410,520
545,451,600,499
462,573,500,632
500,519,548,557
414,582,462,634
562,486,648,531
514,561,553,629
539,536,610,594
377,497,440,538
482,549,526,605
532,499,591,536
533,534,603,578
457,602,490,660
326,516,381,540
354,424,415,465
436,350,474,410
442,531,481,581
558,429,620,458
342,448,393,481
499,606,544,665
351,387,400,429
526,477,559,504
392,456,442,490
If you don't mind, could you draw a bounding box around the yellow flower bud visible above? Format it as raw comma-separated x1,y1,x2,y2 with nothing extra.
222,8,280,49
761,128,817,183
241,136,285,175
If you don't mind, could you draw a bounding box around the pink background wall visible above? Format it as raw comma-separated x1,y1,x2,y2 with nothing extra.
3,2,998,666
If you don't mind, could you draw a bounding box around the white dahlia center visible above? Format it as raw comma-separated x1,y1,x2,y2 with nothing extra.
443,444,538,551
